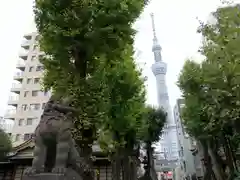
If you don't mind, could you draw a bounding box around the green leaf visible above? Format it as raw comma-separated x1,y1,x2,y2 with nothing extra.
0,129,12,160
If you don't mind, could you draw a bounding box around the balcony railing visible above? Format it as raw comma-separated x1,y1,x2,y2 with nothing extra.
24,34,32,40
8,96,19,102
21,39,30,45
21,39,31,50
16,60,25,67
14,72,23,78
12,83,22,89
4,109,16,116
18,49,28,58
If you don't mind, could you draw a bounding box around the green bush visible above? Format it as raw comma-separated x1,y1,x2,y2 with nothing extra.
0,129,12,160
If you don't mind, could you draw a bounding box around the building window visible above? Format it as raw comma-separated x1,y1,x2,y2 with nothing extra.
24,134,32,141
34,78,40,84
27,78,32,84
178,151,181,157
21,104,28,111
29,66,34,72
42,103,46,109
181,146,184,157
26,118,34,125
33,44,38,50
32,90,39,97
36,66,44,72
172,142,177,146
31,56,37,61
15,134,20,141
24,91,29,97
18,119,24,126
29,103,40,111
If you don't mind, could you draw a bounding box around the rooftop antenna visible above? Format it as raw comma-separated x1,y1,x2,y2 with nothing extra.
150,13,157,40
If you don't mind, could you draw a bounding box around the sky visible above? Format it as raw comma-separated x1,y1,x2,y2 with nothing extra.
0,0,236,116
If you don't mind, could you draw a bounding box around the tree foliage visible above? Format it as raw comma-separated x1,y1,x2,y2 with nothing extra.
0,129,12,160
139,106,166,179
98,44,146,153
34,0,149,141
141,106,166,145
178,3,240,180
33,1,168,180
34,0,148,78
34,0,152,179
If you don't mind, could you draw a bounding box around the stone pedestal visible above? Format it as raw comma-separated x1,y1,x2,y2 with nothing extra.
22,168,82,180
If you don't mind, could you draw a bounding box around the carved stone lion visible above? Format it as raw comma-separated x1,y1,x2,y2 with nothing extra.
24,95,90,176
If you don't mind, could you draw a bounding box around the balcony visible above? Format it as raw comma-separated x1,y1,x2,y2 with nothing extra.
21,40,31,49
4,109,16,120
13,72,24,80
8,96,19,106
19,49,28,60
11,83,22,93
24,33,33,40
16,60,26,71
19,54,28,60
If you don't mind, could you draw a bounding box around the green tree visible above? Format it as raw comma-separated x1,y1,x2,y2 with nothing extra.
34,0,148,179
178,4,240,180
34,0,148,78
140,106,166,178
98,45,146,180
0,129,12,161
178,60,224,180
199,4,240,178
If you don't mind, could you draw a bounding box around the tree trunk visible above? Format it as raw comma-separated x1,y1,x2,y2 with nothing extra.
122,148,135,180
208,140,225,180
226,136,238,171
200,140,215,180
81,144,94,180
74,50,87,78
146,142,152,177
133,145,142,180
130,156,138,180
121,146,140,180
130,146,140,180
210,168,217,180
222,135,236,177
112,152,121,180
122,156,131,180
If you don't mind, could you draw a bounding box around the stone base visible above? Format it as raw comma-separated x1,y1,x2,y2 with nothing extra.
22,168,82,180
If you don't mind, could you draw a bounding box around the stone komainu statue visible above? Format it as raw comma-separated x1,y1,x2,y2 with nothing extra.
24,95,89,176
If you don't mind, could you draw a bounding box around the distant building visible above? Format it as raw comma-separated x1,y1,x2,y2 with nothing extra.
173,99,204,179
4,32,51,146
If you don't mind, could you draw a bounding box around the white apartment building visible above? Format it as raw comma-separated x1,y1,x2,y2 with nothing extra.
4,32,50,147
